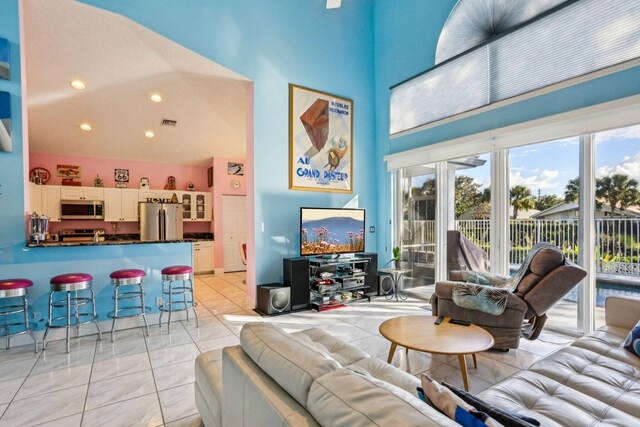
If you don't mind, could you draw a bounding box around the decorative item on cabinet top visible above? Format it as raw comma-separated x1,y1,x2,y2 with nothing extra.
30,167,50,184
114,168,129,182
93,175,104,187
140,177,150,189
164,176,176,190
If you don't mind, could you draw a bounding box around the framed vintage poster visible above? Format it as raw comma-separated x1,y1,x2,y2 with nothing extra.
289,84,353,193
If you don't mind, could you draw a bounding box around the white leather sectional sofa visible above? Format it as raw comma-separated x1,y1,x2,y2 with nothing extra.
194,296,640,426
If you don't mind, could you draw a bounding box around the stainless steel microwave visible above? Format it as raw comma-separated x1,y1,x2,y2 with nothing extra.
60,200,105,220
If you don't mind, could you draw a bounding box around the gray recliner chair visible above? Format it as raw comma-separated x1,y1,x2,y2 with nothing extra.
431,243,587,349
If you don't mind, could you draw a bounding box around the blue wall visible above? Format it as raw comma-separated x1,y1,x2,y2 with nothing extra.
0,0,378,303
373,0,640,254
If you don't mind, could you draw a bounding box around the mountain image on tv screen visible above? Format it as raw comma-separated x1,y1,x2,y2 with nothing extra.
301,208,365,255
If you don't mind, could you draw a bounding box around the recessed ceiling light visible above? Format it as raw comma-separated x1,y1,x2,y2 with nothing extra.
145,130,155,138
80,123,92,131
150,94,162,103
70,80,86,90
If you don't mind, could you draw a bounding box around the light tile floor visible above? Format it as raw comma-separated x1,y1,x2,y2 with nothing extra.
0,272,573,426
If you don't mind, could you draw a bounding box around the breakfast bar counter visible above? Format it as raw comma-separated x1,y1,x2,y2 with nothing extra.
26,233,214,248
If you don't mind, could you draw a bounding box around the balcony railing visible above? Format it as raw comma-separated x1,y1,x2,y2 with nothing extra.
402,218,640,278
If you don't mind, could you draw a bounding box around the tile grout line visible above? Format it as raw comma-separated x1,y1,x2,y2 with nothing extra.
78,336,100,426
144,324,168,426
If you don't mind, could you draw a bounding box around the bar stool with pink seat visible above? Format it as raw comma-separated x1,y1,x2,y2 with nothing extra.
0,279,38,352
159,265,198,333
109,269,149,341
43,273,102,353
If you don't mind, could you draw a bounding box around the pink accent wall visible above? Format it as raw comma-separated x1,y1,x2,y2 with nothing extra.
213,156,247,269
30,152,210,191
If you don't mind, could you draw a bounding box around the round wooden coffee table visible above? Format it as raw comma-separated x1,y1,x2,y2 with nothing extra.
379,315,494,391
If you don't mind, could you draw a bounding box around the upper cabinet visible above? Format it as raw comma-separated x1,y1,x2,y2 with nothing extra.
181,191,211,222
60,186,104,201
30,184,62,222
104,188,139,222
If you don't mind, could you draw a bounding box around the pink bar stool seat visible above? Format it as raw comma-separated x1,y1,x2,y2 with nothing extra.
0,278,37,353
161,266,193,275
110,269,145,280
51,273,93,285
0,279,33,290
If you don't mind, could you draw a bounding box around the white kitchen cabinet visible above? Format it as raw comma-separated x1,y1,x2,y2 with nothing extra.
60,186,104,201
42,185,62,222
180,191,211,222
193,241,214,274
104,188,139,222
29,182,43,215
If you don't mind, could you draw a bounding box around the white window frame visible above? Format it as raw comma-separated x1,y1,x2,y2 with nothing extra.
387,94,640,334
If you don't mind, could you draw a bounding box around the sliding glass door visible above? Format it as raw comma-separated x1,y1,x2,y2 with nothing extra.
392,122,640,334
399,165,437,293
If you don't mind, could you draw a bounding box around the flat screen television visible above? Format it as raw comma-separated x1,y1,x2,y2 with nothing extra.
300,207,365,256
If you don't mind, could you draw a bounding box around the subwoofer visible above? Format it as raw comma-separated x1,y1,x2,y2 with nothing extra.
283,257,310,311
256,284,291,315
379,274,394,296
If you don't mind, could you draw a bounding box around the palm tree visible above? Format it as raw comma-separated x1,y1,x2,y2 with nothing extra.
510,185,535,219
564,177,580,203
596,174,640,216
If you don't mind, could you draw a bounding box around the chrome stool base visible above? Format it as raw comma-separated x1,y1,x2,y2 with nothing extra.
43,283,102,354
109,281,150,342
0,288,38,353
158,274,199,333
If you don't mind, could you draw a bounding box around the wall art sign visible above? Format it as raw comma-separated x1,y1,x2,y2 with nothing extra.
57,164,81,178
0,90,10,152
207,166,213,187
227,162,244,176
115,168,129,182
289,84,353,193
0,37,9,80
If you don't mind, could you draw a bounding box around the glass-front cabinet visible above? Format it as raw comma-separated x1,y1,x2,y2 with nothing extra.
181,191,211,222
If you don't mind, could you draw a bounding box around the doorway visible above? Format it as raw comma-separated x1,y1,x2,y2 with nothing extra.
222,195,247,272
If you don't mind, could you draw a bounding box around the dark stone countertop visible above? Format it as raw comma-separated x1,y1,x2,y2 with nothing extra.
27,232,213,248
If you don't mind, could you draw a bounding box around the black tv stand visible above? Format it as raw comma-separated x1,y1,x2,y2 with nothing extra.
317,254,340,260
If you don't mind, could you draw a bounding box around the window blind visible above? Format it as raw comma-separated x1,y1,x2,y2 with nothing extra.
390,0,640,136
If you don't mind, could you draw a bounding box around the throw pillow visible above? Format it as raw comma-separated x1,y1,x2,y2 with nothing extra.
623,320,640,357
442,382,540,427
420,375,504,427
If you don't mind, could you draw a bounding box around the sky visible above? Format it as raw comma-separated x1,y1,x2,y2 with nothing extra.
456,124,640,198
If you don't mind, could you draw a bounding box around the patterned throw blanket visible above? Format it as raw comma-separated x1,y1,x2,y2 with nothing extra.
452,243,559,315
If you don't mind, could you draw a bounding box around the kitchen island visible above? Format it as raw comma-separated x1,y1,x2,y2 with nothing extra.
26,232,214,247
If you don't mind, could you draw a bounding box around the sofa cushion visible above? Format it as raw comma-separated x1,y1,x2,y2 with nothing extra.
478,370,640,426
307,368,459,427
239,322,340,408
346,357,420,394
292,327,369,365
527,345,640,418
194,351,223,426
571,326,640,368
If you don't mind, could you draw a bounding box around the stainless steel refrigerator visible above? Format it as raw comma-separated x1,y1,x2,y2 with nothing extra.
139,202,184,241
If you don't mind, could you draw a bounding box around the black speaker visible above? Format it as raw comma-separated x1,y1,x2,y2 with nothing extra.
283,257,310,310
256,284,291,315
379,274,394,296
356,252,378,295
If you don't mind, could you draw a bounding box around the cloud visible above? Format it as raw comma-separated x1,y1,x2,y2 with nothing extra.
596,151,640,180
510,169,560,192
595,124,640,144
